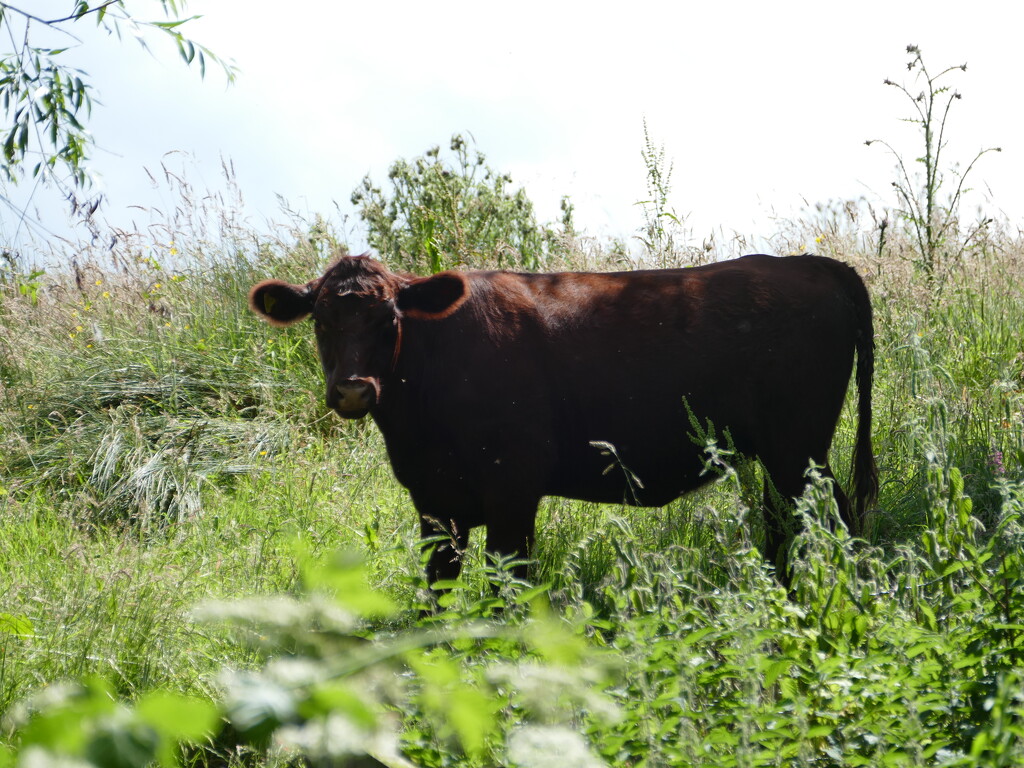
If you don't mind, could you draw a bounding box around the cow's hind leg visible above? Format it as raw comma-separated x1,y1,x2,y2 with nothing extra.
760,456,856,582
760,474,798,581
758,447,827,581
821,461,858,536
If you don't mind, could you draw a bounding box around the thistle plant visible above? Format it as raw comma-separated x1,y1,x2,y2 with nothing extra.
866,45,1001,293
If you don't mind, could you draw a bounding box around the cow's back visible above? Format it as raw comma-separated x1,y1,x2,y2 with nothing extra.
514,254,863,505
378,254,863,511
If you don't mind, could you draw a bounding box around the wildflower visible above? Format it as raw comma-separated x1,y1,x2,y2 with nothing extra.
102,291,110,299
94,279,103,286
989,450,1006,476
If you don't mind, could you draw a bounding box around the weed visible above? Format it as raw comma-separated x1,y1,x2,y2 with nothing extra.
866,44,1002,294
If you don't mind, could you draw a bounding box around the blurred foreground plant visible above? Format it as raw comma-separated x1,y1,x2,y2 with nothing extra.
1,545,616,768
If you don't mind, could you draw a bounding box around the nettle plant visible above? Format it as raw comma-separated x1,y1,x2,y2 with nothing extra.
866,45,1001,293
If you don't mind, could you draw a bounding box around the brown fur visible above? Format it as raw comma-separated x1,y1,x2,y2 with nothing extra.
249,252,878,586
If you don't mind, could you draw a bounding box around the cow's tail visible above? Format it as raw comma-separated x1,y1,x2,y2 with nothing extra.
846,264,878,532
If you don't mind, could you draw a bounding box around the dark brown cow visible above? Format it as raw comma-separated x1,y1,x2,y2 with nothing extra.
249,253,877,585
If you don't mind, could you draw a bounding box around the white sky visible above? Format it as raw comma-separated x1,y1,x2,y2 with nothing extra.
4,0,1024,256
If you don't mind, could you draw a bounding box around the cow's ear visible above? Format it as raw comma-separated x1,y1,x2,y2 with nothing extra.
396,271,469,320
249,280,314,326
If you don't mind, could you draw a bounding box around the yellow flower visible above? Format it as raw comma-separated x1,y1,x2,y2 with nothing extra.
102,291,110,299
94,279,103,286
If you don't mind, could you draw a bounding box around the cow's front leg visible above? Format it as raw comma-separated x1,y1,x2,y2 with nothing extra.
484,503,538,583
419,514,469,586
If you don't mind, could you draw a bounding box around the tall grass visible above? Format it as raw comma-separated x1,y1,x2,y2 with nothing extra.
1,159,1023,765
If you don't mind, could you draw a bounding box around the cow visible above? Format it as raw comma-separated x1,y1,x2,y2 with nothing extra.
249,252,877,587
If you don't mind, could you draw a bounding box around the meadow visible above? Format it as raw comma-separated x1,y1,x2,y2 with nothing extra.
2,140,1024,767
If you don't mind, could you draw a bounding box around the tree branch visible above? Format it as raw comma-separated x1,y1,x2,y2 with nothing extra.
0,1,123,26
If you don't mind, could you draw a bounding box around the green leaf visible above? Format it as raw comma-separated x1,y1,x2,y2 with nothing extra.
515,581,551,605
86,721,160,768
136,691,219,742
298,548,397,618
0,612,34,636
304,683,378,730
445,687,497,759
763,659,792,689
429,579,465,592
679,626,716,646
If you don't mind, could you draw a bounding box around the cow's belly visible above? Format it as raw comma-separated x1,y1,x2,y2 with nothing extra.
544,435,712,507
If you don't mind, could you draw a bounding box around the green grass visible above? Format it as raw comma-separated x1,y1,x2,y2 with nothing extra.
2,202,1024,766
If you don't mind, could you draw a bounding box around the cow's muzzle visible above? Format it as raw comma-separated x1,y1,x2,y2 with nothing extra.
329,377,378,419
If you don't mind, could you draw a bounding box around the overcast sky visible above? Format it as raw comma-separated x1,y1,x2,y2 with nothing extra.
4,0,1023,257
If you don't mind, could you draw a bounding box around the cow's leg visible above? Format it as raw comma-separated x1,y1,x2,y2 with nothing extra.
419,514,469,586
821,461,858,537
760,454,856,582
760,477,795,580
485,508,537,583
758,450,823,581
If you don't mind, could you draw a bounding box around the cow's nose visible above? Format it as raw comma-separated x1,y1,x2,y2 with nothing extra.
329,378,375,418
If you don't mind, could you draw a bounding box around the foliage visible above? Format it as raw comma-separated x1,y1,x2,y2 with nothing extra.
351,133,569,273
0,1,234,191
634,119,715,267
636,118,680,267
2,118,1024,766
5,467,1024,766
866,44,1001,293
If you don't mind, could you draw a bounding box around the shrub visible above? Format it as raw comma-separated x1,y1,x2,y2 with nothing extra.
351,134,570,273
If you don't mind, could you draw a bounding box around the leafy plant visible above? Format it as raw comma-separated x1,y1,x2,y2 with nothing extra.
351,134,562,273
634,120,715,267
636,119,681,266
3,677,219,768
0,1,234,192
866,44,1001,292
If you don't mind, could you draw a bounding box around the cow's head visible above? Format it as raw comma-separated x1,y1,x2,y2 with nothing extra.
249,255,468,419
